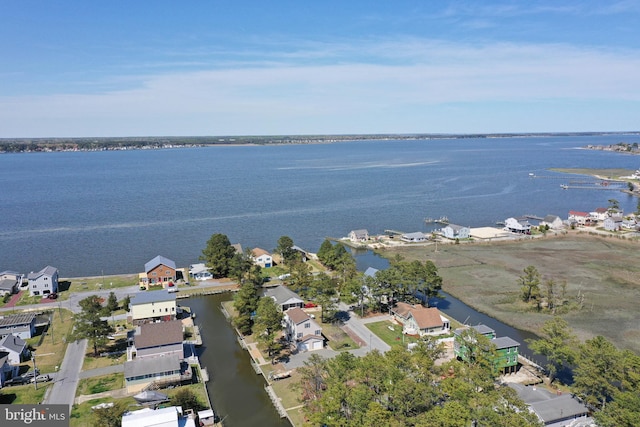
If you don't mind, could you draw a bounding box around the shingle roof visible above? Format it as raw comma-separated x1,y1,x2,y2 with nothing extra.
27,266,58,280
285,307,310,324
492,336,520,349
131,291,176,306
409,307,444,330
251,248,271,257
144,255,176,273
391,302,414,319
0,279,17,291
447,224,468,232
263,286,303,306
0,313,36,328
124,353,181,378
0,334,26,353
134,320,183,349
529,394,589,423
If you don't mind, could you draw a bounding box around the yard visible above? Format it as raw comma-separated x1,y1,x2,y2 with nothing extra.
76,373,124,396
366,320,420,350
378,232,640,353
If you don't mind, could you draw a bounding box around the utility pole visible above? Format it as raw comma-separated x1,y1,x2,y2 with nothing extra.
32,352,37,390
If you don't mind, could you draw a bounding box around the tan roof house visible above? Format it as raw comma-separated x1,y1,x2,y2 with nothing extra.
391,302,450,336
251,248,273,268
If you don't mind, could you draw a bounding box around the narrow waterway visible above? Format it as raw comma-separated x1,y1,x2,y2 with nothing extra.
187,295,291,427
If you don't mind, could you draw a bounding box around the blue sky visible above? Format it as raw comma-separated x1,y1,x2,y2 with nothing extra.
1,1,639,137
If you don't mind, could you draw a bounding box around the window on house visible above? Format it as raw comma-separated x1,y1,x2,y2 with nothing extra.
315,330,321,335
305,323,310,328
297,333,302,339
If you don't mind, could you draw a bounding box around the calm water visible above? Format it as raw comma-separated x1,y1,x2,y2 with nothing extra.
3,136,639,426
2,135,639,277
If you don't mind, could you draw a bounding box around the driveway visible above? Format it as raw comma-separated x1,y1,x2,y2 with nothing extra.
44,339,88,406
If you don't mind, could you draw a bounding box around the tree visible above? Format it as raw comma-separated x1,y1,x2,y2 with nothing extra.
573,335,622,410
73,295,114,356
106,291,119,313
228,250,254,284
309,272,337,323
287,259,313,295
317,239,335,266
607,198,620,213
171,388,206,411
527,317,577,383
275,235,297,264
121,295,131,312
91,400,127,427
233,281,259,335
519,265,541,304
200,233,237,278
253,296,283,359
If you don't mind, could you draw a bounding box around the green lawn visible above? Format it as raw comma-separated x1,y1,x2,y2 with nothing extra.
0,383,48,404
322,322,358,351
366,320,419,350
76,373,124,396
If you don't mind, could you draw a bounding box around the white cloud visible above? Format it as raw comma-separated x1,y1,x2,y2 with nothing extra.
1,39,639,136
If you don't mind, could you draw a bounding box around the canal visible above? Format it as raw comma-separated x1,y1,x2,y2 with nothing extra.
189,252,546,426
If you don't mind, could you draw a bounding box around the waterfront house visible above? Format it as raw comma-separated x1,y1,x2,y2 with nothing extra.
231,243,243,254
189,263,212,281
121,406,197,427
400,231,428,243
390,302,450,336
291,245,309,262
124,353,191,393
441,224,471,240
622,218,637,229
0,313,37,340
251,248,273,268
508,383,591,427
604,215,623,231
284,307,324,352
263,285,305,312
453,324,520,374
27,265,58,297
568,210,590,226
349,229,369,243
129,291,177,325
504,217,531,234
127,319,184,361
540,215,564,230
0,271,23,297
0,334,28,365
139,255,176,289
590,207,609,222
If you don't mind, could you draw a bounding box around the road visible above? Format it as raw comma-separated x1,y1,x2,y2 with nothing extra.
44,339,87,405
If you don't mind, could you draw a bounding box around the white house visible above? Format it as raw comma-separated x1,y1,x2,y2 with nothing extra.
129,291,177,325
27,265,58,297
401,232,428,243
349,229,369,243
263,286,305,311
284,307,323,352
251,248,273,268
568,210,590,226
589,207,609,222
0,334,28,365
122,406,197,427
504,217,531,234
0,271,23,297
442,224,471,240
540,215,564,230
390,302,450,337
604,215,623,231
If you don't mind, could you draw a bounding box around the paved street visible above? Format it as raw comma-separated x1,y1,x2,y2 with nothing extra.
44,339,88,405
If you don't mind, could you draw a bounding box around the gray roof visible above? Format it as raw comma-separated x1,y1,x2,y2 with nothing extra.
0,313,36,328
402,232,426,239
0,334,26,353
131,291,176,306
446,224,468,232
491,336,520,349
363,267,379,278
530,394,589,423
144,255,176,273
27,265,58,280
542,215,561,222
0,279,17,291
124,353,181,378
472,324,495,335
263,286,303,306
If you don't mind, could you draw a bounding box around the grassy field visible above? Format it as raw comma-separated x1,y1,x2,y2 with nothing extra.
366,320,419,350
76,373,124,396
378,232,640,353
0,383,48,404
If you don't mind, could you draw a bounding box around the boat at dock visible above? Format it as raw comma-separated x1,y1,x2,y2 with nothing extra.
424,216,449,224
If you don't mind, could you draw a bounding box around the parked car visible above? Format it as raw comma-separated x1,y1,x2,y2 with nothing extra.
31,374,52,384
278,273,291,280
4,377,28,386
47,292,58,299
21,369,40,380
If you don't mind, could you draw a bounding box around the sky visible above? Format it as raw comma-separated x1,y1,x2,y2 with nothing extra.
1,1,639,137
